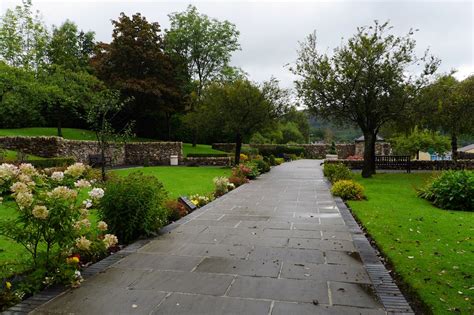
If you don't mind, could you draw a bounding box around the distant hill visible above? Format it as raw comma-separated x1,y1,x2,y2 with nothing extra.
308,115,360,143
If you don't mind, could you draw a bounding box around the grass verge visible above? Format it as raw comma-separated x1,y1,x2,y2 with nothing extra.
347,173,473,314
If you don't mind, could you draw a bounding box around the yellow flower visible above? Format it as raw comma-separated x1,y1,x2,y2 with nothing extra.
5,281,12,290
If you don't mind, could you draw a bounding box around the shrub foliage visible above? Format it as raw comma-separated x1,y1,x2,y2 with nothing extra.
323,163,353,184
331,180,365,200
418,170,473,211
100,172,169,243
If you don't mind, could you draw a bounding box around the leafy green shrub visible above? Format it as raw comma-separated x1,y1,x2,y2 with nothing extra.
100,172,169,244
187,153,229,157
165,200,188,222
27,157,76,169
254,159,271,173
331,180,365,200
265,154,277,166
274,158,284,165
239,146,259,156
323,163,353,184
243,162,260,179
418,171,474,211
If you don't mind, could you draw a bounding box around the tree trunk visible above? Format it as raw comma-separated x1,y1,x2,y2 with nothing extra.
100,142,106,182
57,118,63,138
416,150,419,160
234,133,242,165
451,133,458,161
362,132,376,178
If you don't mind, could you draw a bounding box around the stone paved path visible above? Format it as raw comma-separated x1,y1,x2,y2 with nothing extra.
33,160,389,314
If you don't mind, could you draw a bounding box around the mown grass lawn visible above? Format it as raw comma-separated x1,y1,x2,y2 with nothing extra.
0,127,98,140
1,149,46,162
347,173,473,314
112,166,231,199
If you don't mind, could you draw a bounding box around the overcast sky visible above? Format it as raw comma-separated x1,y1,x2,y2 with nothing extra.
2,0,473,89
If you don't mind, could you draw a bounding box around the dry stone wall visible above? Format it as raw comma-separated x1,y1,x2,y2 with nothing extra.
0,136,182,166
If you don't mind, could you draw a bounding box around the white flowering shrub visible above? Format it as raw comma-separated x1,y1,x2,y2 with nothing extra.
0,163,118,294
213,176,230,197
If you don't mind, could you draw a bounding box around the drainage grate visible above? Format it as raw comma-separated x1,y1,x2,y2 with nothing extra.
335,196,414,314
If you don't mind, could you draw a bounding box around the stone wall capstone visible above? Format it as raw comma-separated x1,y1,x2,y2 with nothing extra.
325,159,474,170
0,136,182,166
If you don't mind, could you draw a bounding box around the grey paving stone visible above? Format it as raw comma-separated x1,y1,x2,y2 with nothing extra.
177,243,251,259
288,238,355,251
32,287,167,315
184,219,240,227
227,276,329,303
138,239,186,254
221,234,289,247
247,246,325,264
281,262,371,283
330,281,383,308
113,253,202,271
322,231,353,241
195,257,280,277
81,267,149,288
271,302,386,315
325,251,364,266
132,270,233,296
292,223,350,232
151,293,271,315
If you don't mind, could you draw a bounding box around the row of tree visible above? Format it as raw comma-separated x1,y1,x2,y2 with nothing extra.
293,21,474,177
0,1,307,153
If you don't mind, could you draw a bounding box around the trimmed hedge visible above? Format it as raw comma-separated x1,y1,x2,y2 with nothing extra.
24,157,76,168
258,145,305,158
187,153,229,158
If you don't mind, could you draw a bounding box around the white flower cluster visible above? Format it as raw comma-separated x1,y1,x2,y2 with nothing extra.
10,182,30,195
74,179,91,188
74,218,91,230
0,163,19,184
48,186,78,200
19,163,37,176
97,221,108,231
103,234,118,249
75,236,91,251
88,188,105,200
51,171,64,182
82,199,93,209
64,163,86,178
16,191,33,209
32,205,49,220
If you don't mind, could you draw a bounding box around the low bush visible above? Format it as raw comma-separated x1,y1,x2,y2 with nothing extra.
213,176,230,197
24,157,76,169
331,180,365,200
323,163,353,184
418,170,474,211
274,158,284,165
189,194,213,207
239,146,259,157
254,159,271,173
165,199,188,222
187,153,229,158
99,172,169,244
242,162,260,179
240,153,249,162
228,175,248,187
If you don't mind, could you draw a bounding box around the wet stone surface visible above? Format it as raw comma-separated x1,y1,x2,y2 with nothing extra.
32,160,387,314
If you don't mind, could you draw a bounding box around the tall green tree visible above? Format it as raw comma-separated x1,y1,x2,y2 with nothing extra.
91,13,188,139
391,126,450,159
47,20,95,71
292,21,439,177
0,0,49,70
165,5,240,98
201,80,286,164
418,75,474,160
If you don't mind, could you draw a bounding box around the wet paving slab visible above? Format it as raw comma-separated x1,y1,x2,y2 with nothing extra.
31,160,397,314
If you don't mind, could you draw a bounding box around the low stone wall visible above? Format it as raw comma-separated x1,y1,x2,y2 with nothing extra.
184,156,231,166
355,142,392,156
212,143,357,159
0,136,183,166
325,159,474,170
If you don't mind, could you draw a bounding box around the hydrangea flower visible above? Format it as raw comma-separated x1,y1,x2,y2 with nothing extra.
75,236,91,251
51,171,64,182
88,188,105,200
19,163,37,176
64,163,86,178
15,191,33,209
82,199,93,209
32,205,49,220
49,186,78,200
97,221,108,231
103,234,118,249
10,182,29,195
74,179,91,188
74,218,91,230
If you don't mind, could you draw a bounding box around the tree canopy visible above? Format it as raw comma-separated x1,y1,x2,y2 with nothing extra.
293,21,439,177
